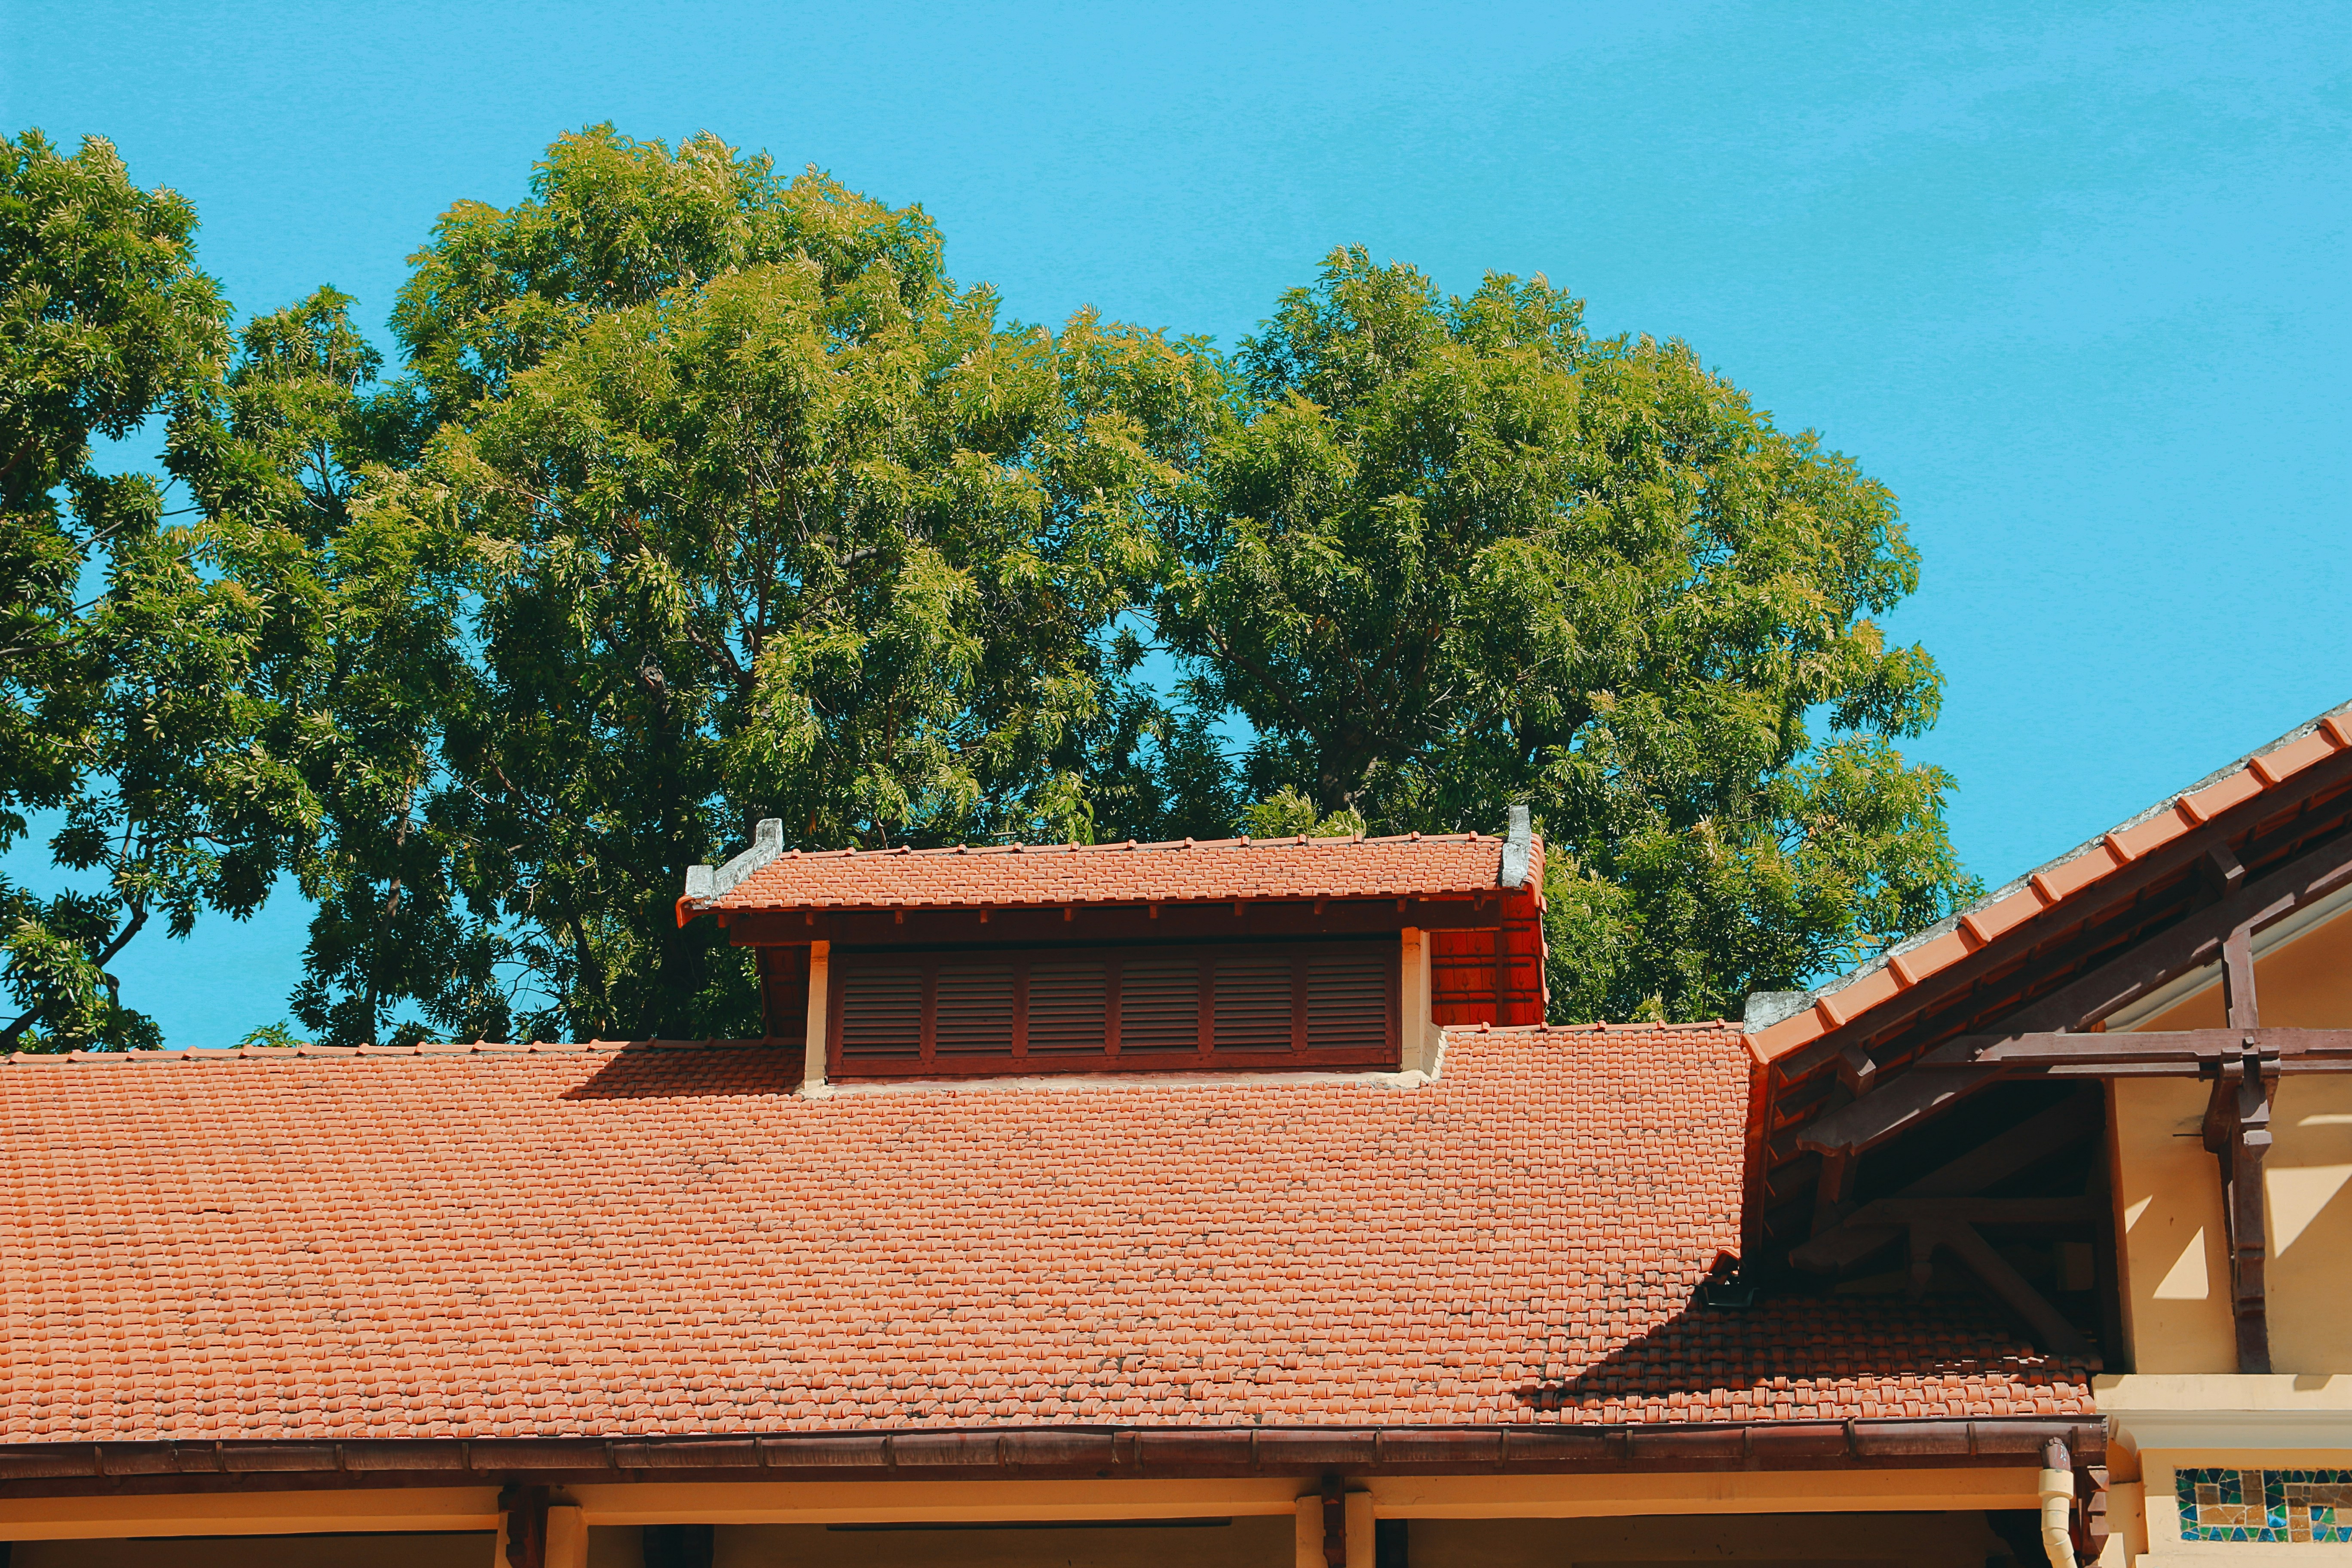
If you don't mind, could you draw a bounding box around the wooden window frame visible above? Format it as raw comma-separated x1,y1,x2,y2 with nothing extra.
826,938,1401,1080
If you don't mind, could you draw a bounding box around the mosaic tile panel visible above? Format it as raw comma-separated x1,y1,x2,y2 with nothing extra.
2178,1468,2352,1543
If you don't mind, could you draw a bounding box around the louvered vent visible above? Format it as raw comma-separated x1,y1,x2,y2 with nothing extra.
1308,952,1389,1051
1027,960,1108,1056
826,940,1396,1079
1213,955,1293,1051
839,965,922,1060
934,963,1014,1056
1119,958,1200,1054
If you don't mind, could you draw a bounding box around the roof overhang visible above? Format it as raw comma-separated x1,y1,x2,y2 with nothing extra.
0,1418,2105,1501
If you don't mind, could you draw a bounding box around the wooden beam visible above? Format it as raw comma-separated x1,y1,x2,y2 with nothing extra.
1929,1218,2097,1362
2203,1048,2275,1374
1797,1063,2004,1156
1802,1026,2352,1152
2000,827,2352,1038
1967,1027,2351,1068
1770,748,2352,1084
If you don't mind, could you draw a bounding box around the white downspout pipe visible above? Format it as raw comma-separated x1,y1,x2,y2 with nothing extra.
2038,1437,2076,1568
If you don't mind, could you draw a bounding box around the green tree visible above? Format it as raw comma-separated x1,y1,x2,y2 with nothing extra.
1152,248,1976,1021
173,285,476,1049
0,130,312,1050
287,127,1223,1044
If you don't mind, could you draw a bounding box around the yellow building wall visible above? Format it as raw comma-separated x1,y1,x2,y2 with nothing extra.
2111,1075,2237,1373
2269,1078,2352,1372
1396,1510,2010,1566
8,1513,2024,1568
713,1517,1291,1566
2113,905,2352,1375
2133,899,2352,1033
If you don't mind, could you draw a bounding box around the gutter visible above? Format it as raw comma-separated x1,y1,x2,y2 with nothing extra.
0,1418,2102,1501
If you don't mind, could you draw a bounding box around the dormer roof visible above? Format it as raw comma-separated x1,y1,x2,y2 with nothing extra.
683,821,1542,920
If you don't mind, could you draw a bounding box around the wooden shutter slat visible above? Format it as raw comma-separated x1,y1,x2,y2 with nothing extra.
1028,960,1109,1056
1213,953,1294,1053
1119,956,1200,1055
935,963,1014,1057
828,940,1397,1079
838,964,924,1061
1307,952,1389,1052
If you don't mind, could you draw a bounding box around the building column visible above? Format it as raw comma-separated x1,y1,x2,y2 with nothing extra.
1400,929,1434,1074
803,940,830,1091
495,1487,586,1568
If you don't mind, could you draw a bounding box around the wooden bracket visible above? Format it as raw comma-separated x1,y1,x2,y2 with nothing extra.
499,1483,549,1568
2077,1464,2111,1563
1321,1471,1346,1568
2197,843,2248,908
2204,1043,2276,1374
1835,1043,1878,1096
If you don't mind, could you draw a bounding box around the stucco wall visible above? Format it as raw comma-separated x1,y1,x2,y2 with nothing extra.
2133,902,2352,1034
2110,1074,2352,1375
2269,1078,2352,1372
713,1516,1290,1565
2112,1075,2238,1373
1399,1509,2012,1566
2113,904,2352,1375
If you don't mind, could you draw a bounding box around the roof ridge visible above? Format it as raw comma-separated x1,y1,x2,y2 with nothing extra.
767,830,1494,863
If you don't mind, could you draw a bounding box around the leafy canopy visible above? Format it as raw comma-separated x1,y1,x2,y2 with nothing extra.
292,127,1224,1043
0,131,311,1051
1153,248,1975,1020
1,126,1979,1045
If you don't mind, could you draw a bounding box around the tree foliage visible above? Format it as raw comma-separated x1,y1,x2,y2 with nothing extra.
0,131,303,1051
302,128,1223,1043
1153,248,1975,1020
2,126,1979,1045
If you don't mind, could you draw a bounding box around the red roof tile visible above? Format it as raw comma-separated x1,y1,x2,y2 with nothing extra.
0,1026,2087,1443
696,832,1534,914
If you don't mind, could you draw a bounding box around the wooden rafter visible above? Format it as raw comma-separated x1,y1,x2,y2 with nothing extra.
1768,744,2352,1092
1798,826,2352,1158
1792,1091,2103,1274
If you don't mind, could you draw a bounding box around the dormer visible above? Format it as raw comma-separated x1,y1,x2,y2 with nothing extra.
679,811,1545,1090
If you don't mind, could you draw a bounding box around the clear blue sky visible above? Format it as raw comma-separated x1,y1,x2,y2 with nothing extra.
6,1,2347,1043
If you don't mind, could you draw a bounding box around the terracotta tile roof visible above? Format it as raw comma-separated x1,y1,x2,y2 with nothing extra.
693,832,1537,914
1748,701,2352,1063
0,1026,2088,1443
